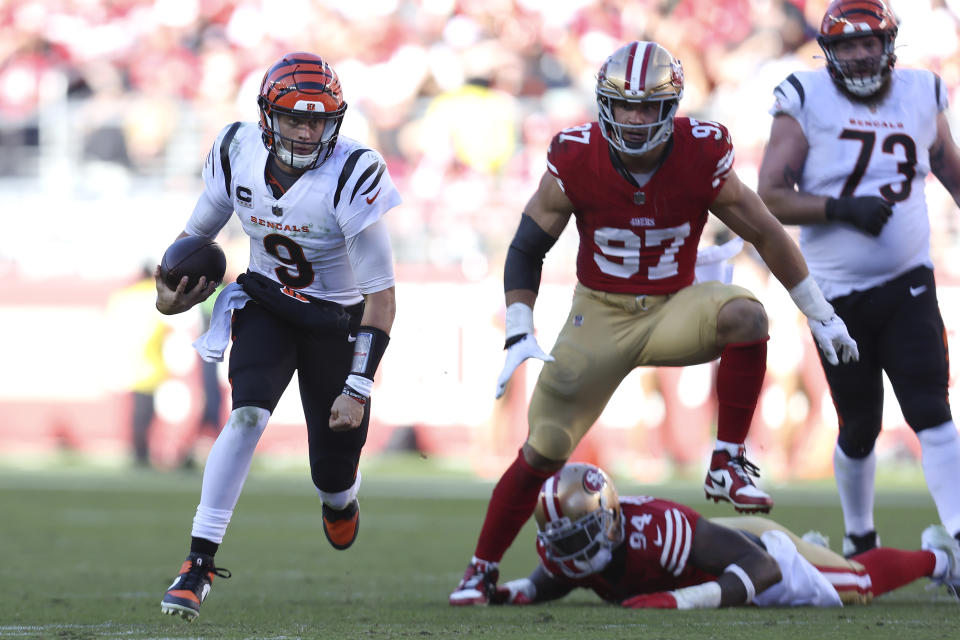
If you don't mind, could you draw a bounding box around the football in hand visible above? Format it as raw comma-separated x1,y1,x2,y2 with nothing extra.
160,236,227,290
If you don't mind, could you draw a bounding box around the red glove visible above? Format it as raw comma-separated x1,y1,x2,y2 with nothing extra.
622,591,679,609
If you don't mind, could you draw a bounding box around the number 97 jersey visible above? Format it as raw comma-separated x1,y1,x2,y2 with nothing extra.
547,118,734,295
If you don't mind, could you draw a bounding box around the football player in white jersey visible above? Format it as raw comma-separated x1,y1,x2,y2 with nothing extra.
154,52,400,621
758,0,960,559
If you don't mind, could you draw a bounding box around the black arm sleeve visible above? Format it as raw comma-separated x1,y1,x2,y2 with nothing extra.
503,214,560,294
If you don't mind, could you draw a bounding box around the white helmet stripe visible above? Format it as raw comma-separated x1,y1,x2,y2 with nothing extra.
634,42,654,93
542,476,562,522
623,41,640,91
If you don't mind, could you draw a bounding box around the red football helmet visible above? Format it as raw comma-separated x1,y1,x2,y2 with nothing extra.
534,463,624,578
258,52,347,169
817,0,898,97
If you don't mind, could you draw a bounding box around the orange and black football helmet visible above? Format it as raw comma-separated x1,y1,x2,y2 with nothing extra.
817,0,898,97
596,41,684,156
534,463,624,578
258,52,347,169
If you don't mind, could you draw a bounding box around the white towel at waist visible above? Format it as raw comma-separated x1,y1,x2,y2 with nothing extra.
193,282,251,362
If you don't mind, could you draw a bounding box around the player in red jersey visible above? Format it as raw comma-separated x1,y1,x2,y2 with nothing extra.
491,463,960,608
450,40,859,605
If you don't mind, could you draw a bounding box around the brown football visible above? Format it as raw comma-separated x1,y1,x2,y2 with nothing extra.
160,236,226,290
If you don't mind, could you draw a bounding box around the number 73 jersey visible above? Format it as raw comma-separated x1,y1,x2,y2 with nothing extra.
771,68,946,296
546,118,734,295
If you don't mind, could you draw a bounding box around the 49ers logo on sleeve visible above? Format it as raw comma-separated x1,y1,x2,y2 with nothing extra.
583,468,606,493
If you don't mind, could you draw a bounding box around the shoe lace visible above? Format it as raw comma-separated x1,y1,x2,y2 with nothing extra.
731,454,761,482
180,560,232,591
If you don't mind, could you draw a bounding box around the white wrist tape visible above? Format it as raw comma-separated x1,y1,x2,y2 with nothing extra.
345,373,373,397
724,563,756,604
669,581,722,609
505,302,535,339
788,275,834,322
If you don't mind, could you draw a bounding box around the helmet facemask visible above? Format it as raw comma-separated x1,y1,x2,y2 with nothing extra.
598,94,679,156
819,33,896,97
259,100,346,169
537,507,623,578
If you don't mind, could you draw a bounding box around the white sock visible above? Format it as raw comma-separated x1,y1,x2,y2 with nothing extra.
918,421,960,536
715,440,743,457
318,471,362,510
191,407,270,543
833,443,876,536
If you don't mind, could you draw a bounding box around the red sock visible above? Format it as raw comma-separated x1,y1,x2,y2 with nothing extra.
853,548,937,597
715,339,768,444
474,450,555,563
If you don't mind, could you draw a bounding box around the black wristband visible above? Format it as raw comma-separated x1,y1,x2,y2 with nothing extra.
351,325,390,379
341,385,368,405
824,197,839,221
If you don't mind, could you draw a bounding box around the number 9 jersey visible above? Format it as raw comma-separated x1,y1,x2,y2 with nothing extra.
546,118,734,295
770,68,947,298
185,121,402,306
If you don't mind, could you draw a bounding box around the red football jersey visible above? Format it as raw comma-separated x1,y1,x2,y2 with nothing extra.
537,497,715,603
546,118,734,294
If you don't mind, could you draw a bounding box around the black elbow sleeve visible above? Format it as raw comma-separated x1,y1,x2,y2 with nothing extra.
503,215,559,294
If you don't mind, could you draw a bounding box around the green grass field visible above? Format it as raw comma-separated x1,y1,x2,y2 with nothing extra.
2,454,958,639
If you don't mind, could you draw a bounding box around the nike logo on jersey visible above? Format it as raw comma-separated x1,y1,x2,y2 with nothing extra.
708,470,728,488
347,335,357,343
366,188,381,205
909,285,928,297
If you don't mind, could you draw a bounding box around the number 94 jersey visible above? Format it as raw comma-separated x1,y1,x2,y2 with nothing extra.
547,118,734,295
186,122,401,305
537,497,713,603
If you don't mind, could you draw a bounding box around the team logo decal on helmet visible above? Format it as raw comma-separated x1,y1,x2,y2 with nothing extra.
534,463,624,578
596,41,684,156
817,0,898,97
258,52,348,169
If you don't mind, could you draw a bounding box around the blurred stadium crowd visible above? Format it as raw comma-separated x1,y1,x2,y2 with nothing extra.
2,0,960,477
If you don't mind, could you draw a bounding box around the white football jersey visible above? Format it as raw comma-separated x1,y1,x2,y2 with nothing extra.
770,68,947,299
185,122,401,305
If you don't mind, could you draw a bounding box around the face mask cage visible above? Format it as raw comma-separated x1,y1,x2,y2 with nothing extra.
258,99,346,169
821,33,895,96
537,508,621,577
597,93,679,156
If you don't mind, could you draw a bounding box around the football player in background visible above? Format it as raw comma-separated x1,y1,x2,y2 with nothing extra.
450,40,859,605
491,463,960,608
154,52,400,621
758,0,960,558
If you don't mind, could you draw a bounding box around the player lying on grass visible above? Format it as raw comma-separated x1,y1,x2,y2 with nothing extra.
490,463,960,608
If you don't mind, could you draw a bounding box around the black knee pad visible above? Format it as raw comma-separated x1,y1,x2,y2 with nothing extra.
837,423,881,459
903,392,953,434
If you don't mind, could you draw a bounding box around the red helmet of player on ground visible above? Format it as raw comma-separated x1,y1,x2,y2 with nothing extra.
258,52,348,170
817,0,899,97
534,463,624,578
596,41,684,156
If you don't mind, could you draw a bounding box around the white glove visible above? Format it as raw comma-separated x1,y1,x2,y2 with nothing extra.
808,314,859,366
495,334,554,399
789,275,859,366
